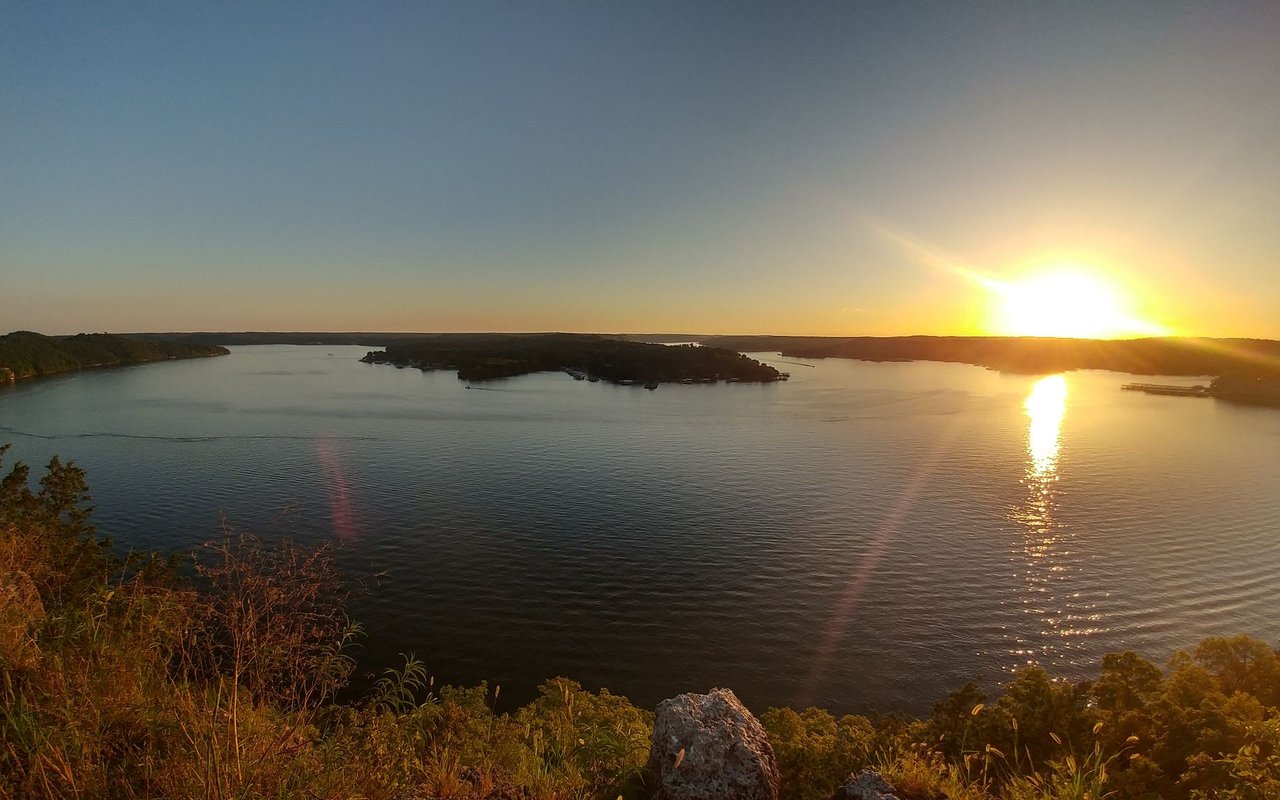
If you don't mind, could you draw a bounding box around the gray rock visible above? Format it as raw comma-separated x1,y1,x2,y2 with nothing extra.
646,688,780,800
829,769,902,800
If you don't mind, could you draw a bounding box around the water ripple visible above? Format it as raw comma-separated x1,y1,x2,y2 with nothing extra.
0,348,1276,714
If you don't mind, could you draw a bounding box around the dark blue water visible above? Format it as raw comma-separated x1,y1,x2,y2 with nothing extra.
2,345,1278,714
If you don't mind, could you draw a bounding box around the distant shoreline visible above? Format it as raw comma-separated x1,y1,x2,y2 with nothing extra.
9,330,1280,405
0,332,229,384
122,329,1280,373
113,330,1277,370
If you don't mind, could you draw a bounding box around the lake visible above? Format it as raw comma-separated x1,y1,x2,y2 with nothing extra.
1,345,1278,715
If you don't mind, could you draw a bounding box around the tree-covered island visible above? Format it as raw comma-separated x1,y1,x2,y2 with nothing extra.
0,331,229,382
360,333,784,384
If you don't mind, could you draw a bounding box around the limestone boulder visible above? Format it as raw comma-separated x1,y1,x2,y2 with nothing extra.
646,687,779,800
829,769,903,800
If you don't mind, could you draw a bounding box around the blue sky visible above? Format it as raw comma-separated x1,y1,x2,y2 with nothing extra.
3,2,1279,335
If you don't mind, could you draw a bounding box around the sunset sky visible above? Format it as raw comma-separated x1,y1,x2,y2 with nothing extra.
4,2,1279,337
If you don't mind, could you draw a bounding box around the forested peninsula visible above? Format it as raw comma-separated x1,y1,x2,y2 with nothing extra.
701,334,1280,377
360,333,784,384
706,334,1280,407
0,331,229,382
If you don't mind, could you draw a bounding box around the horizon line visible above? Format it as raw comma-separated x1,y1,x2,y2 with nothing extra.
10,329,1280,344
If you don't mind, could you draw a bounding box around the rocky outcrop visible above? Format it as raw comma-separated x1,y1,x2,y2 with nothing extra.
646,687,779,800
829,769,902,800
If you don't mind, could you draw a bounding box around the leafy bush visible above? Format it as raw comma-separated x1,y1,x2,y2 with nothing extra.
762,706,875,800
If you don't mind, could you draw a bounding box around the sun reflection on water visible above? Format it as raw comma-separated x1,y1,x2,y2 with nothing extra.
1025,375,1067,477
1002,374,1105,671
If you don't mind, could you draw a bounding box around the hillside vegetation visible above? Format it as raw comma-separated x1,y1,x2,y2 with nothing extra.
363,333,783,383
0,331,228,381
703,335,1280,378
1,448,1277,798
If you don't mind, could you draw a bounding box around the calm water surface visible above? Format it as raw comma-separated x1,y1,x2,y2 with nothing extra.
2,345,1278,714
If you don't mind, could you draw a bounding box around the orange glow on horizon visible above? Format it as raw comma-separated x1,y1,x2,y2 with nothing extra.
861,218,1178,339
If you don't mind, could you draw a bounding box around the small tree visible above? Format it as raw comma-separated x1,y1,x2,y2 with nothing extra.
184,527,360,785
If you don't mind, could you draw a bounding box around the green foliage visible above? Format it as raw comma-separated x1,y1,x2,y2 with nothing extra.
514,678,654,795
0,330,228,380
0,444,113,612
1003,742,1113,800
1194,636,1280,708
370,652,435,714
762,706,875,800
1093,651,1163,717
1195,717,1280,799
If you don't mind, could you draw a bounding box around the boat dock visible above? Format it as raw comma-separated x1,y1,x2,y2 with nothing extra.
1121,382,1209,397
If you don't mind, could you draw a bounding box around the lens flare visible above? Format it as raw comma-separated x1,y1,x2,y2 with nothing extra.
316,438,359,541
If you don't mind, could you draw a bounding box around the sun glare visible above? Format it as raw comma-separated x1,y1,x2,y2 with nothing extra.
988,266,1165,339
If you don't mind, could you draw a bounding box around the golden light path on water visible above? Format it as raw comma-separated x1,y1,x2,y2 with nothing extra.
1025,375,1067,475
807,374,1103,699
1007,374,1105,669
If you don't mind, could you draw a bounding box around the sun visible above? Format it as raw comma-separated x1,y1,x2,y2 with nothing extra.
987,266,1165,339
